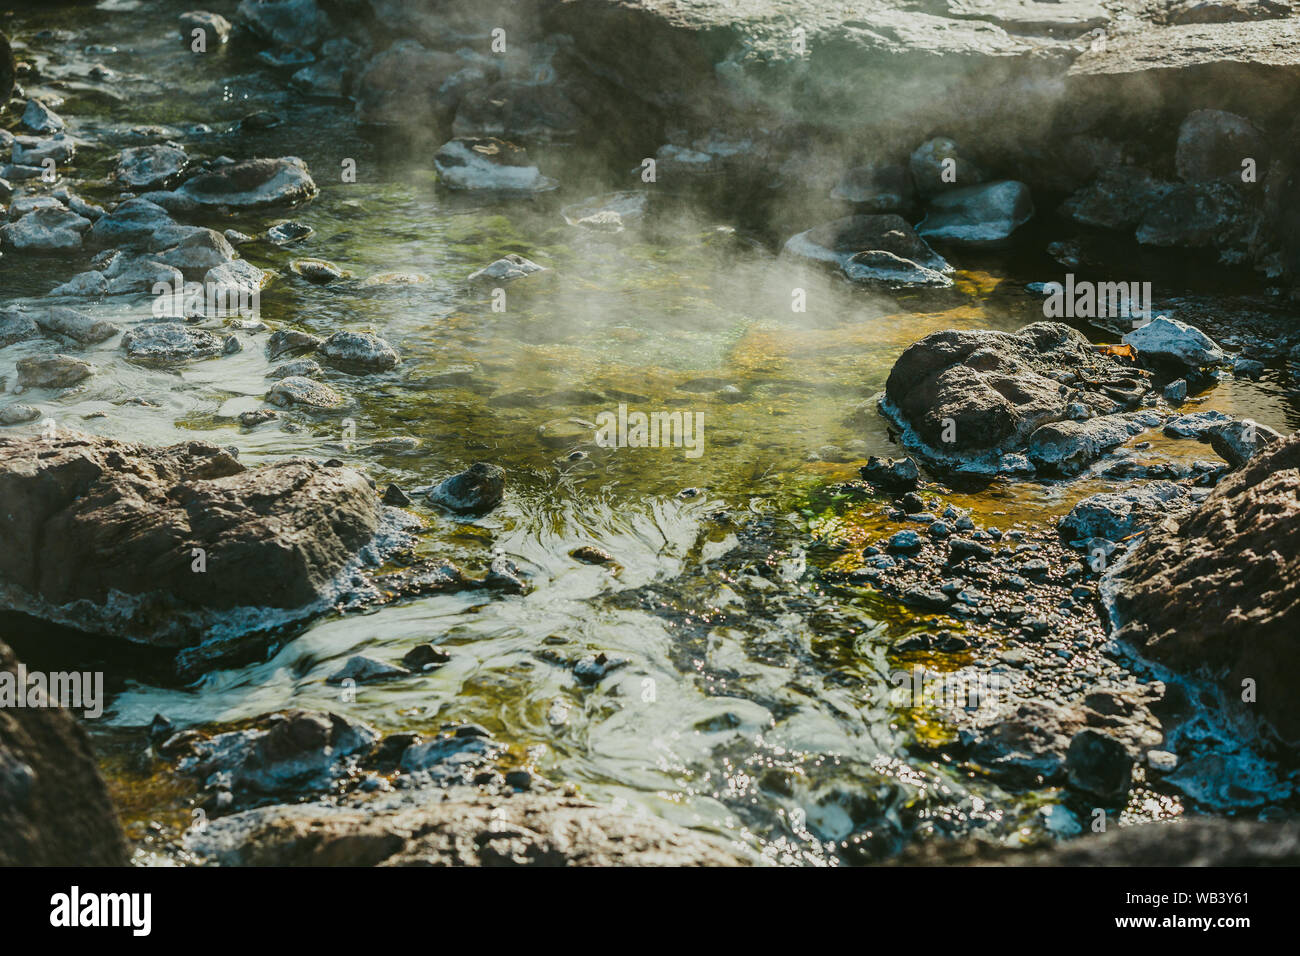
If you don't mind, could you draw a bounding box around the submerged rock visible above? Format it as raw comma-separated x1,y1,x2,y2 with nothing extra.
0,436,388,651
0,638,129,865
327,655,410,684
1103,431,1300,745
467,254,546,284
176,157,318,209
15,354,93,389
428,462,505,516
783,214,950,275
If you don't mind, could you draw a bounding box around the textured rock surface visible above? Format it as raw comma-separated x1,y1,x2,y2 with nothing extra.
1103,432,1300,744
187,792,752,866
0,639,128,865
0,435,384,648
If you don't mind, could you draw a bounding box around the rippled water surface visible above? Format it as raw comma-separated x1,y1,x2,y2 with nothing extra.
4,1,1298,864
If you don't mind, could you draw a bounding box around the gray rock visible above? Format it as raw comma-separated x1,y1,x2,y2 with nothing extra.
1208,419,1283,467
831,162,914,211
910,137,986,198
236,0,333,50
1059,481,1192,542
115,144,189,191
428,462,505,516
467,254,546,284
1135,181,1250,249
85,198,177,251
1064,729,1135,803
917,180,1034,246
318,330,400,373
0,404,40,426
433,137,549,191
268,358,323,379
1164,409,1235,438
1123,315,1224,367
49,271,108,298
1060,167,1175,232
1,207,91,252
783,214,950,274
859,455,920,492
842,250,952,287
11,133,75,167
326,654,410,684
156,228,235,279
1163,378,1188,402
267,328,322,361
176,156,318,209
267,376,345,410
179,11,233,46
35,307,118,345
1025,415,1141,476
1175,109,1265,183
121,322,224,365
104,256,183,297
20,99,63,134
0,311,40,348
15,354,92,389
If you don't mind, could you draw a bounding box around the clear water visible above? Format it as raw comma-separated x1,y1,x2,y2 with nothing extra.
3,0,1297,864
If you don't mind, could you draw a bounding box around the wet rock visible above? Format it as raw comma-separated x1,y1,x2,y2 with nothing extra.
0,436,385,650
318,330,400,373
1123,315,1224,368
19,99,62,134
401,644,450,671
1175,110,1265,183
902,817,1300,866
434,137,550,192
265,220,311,245
562,192,647,231
570,544,615,565
381,483,410,507
842,250,952,287
179,709,377,808
85,198,177,251
467,254,546,284
1135,181,1251,250
574,652,627,684
881,322,1147,473
115,144,189,191
186,793,751,866
179,11,233,46
15,354,92,389
486,553,528,594
267,376,345,410
1,206,91,252
0,639,129,865
783,214,950,275
267,328,322,360
917,180,1034,246
427,462,505,516
11,133,75,167
0,310,40,348
1207,419,1283,467
0,405,41,426
326,655,410,684
1025,414,1142,477
886,529,925,553
238,409,278,427
205,259,270,303
267,358,322,379
1064,729,1135,802
290,258,346,283
831,163,914,211
49,271,108,298
122,322,224,365
1163,378,1188,403
103,255,183,297
35,307,118,346
910,137,986,198
1103,432,1300,743
156,228,235,280
236,0,333,51
176,157,318,209
1060,166,1175,232
1163,409,1234,439
1059,482,1193,542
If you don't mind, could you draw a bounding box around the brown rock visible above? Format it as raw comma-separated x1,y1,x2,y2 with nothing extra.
0,639,128,865
0,435,383,650
1103,431,1300,745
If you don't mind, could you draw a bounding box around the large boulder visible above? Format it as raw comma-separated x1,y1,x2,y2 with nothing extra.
1102,432,1300,745
0,435,387,653
187,793,752,866
0,639,128,865
879,322,1149,473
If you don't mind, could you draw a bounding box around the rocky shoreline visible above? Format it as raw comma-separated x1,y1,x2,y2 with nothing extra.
0,0,1297,866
